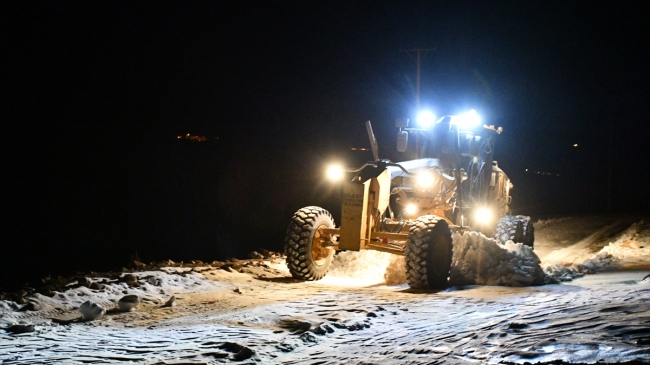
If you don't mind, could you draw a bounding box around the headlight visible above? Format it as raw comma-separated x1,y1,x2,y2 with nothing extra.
474,207,493,224
416,110,436,128
405,204,418,216
452,109,481,129
326,164,344,181
416,171,435,188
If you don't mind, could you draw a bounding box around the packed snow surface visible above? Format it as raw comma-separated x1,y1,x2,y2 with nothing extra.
1,216,649,364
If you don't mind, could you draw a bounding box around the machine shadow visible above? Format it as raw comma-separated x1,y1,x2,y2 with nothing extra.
254,276,305,283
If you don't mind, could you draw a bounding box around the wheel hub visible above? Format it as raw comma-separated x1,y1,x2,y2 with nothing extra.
312,225,333,266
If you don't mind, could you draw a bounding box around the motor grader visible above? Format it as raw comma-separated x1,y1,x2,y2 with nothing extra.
284,111,534,289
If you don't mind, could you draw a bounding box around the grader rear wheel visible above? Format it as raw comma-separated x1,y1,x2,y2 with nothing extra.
494,215,535,248
284,206,335,281
405,215,453,290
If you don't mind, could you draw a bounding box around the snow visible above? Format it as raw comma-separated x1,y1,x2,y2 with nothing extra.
596,220,650,268
541,219,650,280
0,270,229,328
311,230,550,288
543,263,585,282
1,216,650,364
2,268,650,364
323,250,394,286
275,231,550,288
450,231,547,286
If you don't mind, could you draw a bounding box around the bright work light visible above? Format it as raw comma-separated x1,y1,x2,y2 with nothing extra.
326,164,344,181
416,171,435,188
474,207,493,224
416,110,436,128
405,204,418,216
453,109,481,129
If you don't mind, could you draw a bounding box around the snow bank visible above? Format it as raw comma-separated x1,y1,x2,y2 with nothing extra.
0,270,227,327
596,220,650,269
543,264,584,281
542,251,620,281
385,231,549,287
574,252,620,273
543,220,650,281
322,231,550,287
383,254,407,285
449,231,547,287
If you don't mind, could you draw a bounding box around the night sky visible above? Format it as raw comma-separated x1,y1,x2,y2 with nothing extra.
3,1,649,290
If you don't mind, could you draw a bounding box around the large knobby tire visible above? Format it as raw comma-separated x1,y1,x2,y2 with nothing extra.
284,206,335,281
494,215,535,248
405,215,453,290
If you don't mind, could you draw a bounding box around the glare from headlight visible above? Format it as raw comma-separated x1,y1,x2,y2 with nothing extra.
474,208,493,224
416,110,436,128
452,109,481,129
416,171,435,188
465,109,480,125
405,204,418,216
326,164,344,181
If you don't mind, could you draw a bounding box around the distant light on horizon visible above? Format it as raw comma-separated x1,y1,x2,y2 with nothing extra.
176,134,219,142
525,168,561,177
573,143,579,147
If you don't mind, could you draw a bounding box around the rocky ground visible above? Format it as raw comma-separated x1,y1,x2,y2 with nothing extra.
1,217,650,364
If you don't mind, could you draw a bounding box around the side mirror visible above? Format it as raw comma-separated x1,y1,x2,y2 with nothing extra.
395,118,409,128
397,131,408,152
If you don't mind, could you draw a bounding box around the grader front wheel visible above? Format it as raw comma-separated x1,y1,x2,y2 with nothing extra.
405,215,453,290
284,206,335,281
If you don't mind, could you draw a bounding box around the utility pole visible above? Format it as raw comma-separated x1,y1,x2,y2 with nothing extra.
401,48,435,109
402,48,435,159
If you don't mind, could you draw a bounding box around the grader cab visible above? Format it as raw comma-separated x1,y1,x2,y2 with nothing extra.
284,111,534,289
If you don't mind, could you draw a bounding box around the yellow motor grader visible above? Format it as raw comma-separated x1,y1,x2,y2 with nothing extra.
284,111,534,289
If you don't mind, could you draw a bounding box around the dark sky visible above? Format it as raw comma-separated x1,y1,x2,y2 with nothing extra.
2,1,649,289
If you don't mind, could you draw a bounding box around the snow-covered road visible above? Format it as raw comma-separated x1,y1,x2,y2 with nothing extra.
2,216,650,364
2,272,650,364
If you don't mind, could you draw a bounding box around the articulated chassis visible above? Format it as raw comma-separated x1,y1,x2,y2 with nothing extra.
315,220,469,258
284,120,528,289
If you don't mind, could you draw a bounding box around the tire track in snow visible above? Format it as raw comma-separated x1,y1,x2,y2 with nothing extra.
2,275,650,364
